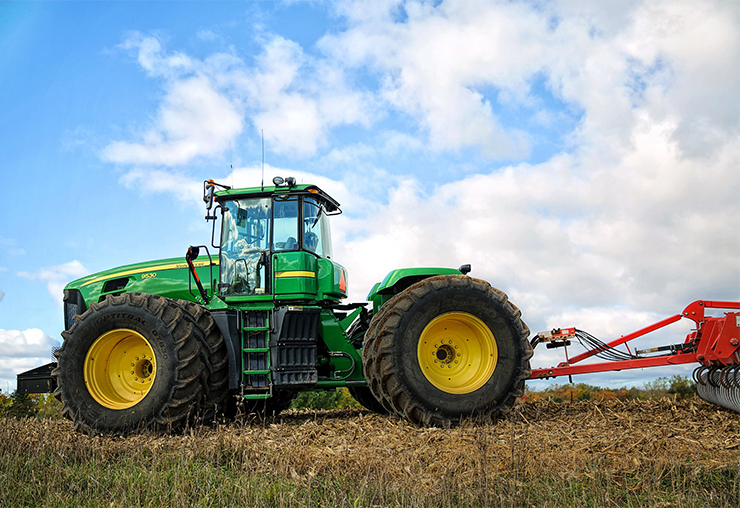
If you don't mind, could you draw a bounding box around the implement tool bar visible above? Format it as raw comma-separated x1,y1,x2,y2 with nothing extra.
530,300,740,380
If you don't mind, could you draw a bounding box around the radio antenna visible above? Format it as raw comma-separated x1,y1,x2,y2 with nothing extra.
260,129,265,190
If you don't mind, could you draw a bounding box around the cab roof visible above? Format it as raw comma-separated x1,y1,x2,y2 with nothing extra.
215,183,341,214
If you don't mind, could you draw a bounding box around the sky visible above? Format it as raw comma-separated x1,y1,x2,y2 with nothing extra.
1,0,738,393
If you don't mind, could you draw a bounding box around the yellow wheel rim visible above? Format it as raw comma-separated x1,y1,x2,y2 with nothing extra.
84,329,157,410
417,312,497,394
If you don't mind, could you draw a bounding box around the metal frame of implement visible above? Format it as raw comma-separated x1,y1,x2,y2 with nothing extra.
530,300,740,379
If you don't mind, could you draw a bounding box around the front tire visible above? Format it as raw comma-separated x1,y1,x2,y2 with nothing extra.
362,275,532,426
174,300,229,422
53,293,202,435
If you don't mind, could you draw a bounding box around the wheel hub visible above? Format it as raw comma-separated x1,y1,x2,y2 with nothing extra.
84,329,157,410
417,312,498,394
436,344,455,363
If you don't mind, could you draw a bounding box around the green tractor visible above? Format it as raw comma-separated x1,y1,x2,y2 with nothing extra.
49,178,532,434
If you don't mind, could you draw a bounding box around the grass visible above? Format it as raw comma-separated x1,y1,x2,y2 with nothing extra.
1,398,738,507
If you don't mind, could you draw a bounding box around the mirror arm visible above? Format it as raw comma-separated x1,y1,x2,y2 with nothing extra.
186,245,211,304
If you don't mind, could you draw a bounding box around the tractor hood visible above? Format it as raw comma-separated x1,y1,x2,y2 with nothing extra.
64,256,219,322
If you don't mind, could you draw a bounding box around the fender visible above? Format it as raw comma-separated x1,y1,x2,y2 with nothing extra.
366,266,468,313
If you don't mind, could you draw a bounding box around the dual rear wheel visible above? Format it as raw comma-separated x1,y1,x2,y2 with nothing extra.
53,293,204,434
53,292,291,434
361,275,532,425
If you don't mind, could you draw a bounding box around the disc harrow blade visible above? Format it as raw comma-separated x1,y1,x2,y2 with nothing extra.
694,366,740,413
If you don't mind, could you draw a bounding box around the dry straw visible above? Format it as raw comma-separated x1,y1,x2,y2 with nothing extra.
1,398,738,507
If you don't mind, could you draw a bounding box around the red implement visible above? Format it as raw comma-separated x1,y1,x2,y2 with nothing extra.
530,300,739,377
529,300,740,412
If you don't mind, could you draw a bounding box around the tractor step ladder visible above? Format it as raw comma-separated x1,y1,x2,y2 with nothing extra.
241,310,272,400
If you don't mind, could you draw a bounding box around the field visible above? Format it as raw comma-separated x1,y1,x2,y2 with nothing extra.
1,397,738,507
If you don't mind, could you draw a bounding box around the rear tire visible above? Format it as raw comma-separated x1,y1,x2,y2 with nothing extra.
362,275,532,426
52,293,202,435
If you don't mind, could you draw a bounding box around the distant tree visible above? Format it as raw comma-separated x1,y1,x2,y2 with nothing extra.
667,375,696,399
290,388,361,410
6,391,38,418
523,376,697,403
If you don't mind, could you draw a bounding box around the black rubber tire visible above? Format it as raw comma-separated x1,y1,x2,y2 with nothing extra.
362,275,532,426
52,293,202,435
348,386,389,415
172,300,230,422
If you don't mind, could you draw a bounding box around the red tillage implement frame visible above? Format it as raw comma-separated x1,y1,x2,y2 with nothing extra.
529,300,740,412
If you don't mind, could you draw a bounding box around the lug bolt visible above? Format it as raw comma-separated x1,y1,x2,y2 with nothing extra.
730,338,739,346
134,377,138,381
131,363,134,367
130,371,134,374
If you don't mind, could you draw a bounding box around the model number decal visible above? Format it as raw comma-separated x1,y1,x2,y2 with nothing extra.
141,273,157,279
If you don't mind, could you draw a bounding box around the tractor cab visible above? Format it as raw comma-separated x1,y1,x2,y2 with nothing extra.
205,178,347,302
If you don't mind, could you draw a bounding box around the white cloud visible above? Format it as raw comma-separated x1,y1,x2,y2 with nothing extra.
119,32,194,79
323,0,545,157
119,168,203,203
196,29,220,42
234,35,374,157
104,32,374,165
17,261,89,306
103,75,243,166
0,237,25,256
321,0,739,162
0,329,58,359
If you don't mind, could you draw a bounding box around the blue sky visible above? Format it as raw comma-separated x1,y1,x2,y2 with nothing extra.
1,0,738,392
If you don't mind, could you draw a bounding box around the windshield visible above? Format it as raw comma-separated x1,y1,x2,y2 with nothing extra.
220,198,270,296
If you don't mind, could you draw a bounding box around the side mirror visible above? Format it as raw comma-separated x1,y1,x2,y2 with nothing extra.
204,181,215,211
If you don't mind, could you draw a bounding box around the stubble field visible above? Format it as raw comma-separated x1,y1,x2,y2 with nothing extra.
1,398,738,507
